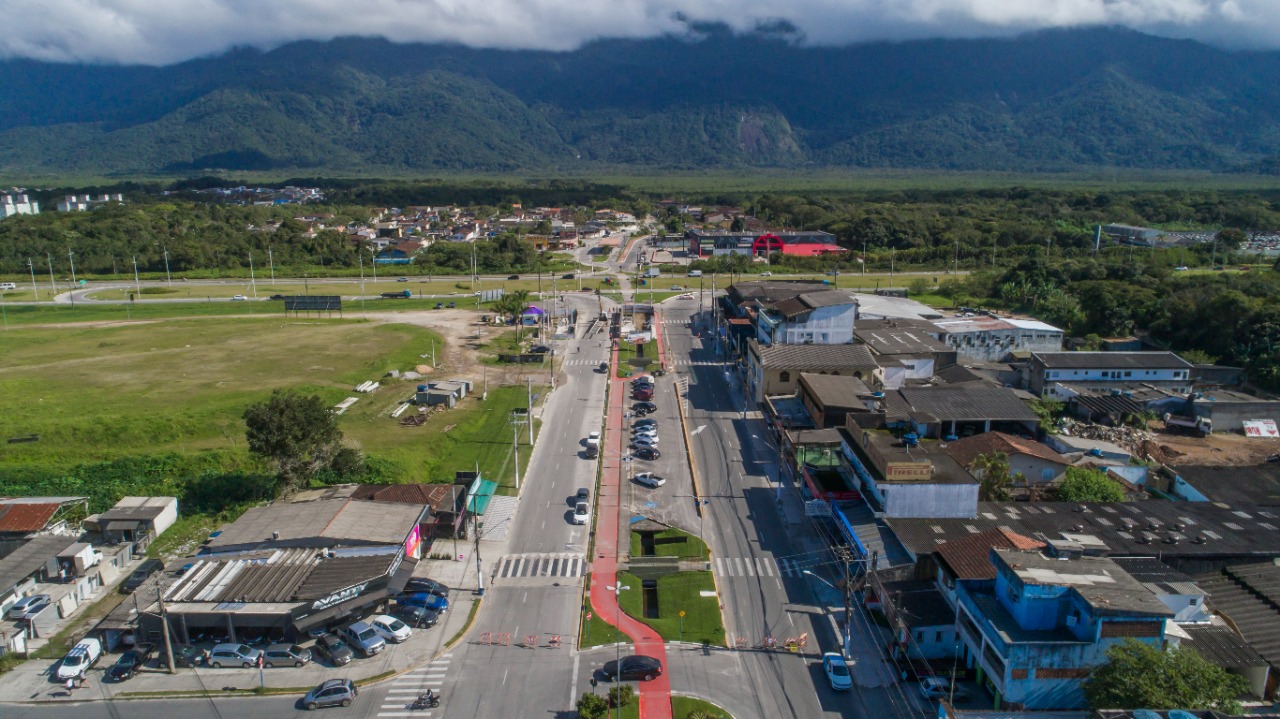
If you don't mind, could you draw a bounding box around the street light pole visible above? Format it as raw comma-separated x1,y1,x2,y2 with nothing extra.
28,258,38,301
163,246,172,286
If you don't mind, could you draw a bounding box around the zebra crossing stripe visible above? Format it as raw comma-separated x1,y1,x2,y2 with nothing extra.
759,558,773,577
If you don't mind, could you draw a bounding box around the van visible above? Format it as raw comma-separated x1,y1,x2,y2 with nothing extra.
57,637,103,680
0,282,16,290
686,270,703,277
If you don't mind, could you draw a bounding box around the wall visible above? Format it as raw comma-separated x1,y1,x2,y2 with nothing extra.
1030,362,1191,395
1194,399,1280,427
758,303,859,346
943,329,1064,363
882,482,979,519
906,624,961,660
1005,455,1068,485
154,500,179,538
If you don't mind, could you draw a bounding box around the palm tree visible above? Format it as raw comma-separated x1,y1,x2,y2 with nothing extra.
507,290,532,342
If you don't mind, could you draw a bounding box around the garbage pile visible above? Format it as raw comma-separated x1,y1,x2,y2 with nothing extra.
1056,418,1184,464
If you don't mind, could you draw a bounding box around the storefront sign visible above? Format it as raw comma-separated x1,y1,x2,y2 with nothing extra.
312,582,369,611
404,524,422,560
885,462,932,481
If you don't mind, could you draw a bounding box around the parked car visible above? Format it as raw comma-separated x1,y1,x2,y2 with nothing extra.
634,418,658,429
586,431,601,447
369,615,413,643
919,677,970,702
121,559,165,593
576,487,590,502
822,652,852,691
583,445,599,459
631,436,659,448
264,643,312,667
631,382,654,393
631,375,655,384
7,593,51,620
632,401,657,414
446,301,456,308
601,654,663,682
403,577,449,598
170,643,203,668
597,362,609,373
302,678,359,710
394,605,440,628
311,633,353,667
530,345,551,354
634,473,666,489
434,302,444,309
397,592,450,613
57,638,103,680
632,426,658,438
632,389,653,401
208,643,263,668
572,502,591,525
338,622,386,658
108,643,155,681
633,447,661,461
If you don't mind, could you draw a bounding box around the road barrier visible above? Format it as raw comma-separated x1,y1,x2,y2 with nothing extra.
524,634,539,649
549,635,561,648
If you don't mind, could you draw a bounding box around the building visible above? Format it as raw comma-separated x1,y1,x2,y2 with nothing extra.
746,340,878,404
142,498,424,643
796,373,879,429
884,385,1040,439
1168,464,1280,506
56,193,124,212
933,316,1064,363
1026,351,1194,399
685,229,841,258
855,320,957,384
840,418,979,518
956,547,1172,710
1111,557,1211,624
852,294,944,322
83,496,178,546
755,290,858,346
944,432,1072,486
0,497,87,538
1195,563,1280,695
0,193,39,218
933,529,1046,607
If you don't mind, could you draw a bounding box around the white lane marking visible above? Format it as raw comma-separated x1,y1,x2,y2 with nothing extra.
691,424,706,435
377,713,430,717
569,651,581,709
503,668,509,684
759,558,773,577
732,558,743,575
522,591,528,604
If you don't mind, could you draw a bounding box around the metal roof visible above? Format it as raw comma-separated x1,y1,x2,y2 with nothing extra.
1197,566,1280,665
994,548,1173,617
0,503,63,533
896,385,1037,423
749,340,877,371
1173,465,1280,507
205,498,421,551
855,327,951,356
798,373,872,409
1182,625,1267,669
1031,351,1192,370
0,535,79,593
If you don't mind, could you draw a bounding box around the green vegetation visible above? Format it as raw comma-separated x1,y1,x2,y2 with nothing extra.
617,570,725,645
617,340,657,377
673,697,735,719
577,692,610,719
631,527,709,560
1085,639,1249,713
970,452,1018,502
1057,467,1127,503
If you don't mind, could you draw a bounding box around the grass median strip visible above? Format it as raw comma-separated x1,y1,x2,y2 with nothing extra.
616,570,725,646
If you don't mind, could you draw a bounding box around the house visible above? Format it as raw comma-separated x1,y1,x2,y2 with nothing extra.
415,379,472,408
746,340,878,404
0,193,39,218
1111,557,1211,624
0,497,87,538
56,193,123,212
83,496,179,547
840,417,979,518
933,316,1064,363
855,320,957,384
755,290,858,346
933,528,1046,609
867,579,958,661
886,385,1040,439
944,432,1072,486
1026,351,1194,399
796,373,879,429
955,547,1172,710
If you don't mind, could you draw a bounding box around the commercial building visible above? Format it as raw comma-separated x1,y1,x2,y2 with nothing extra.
840,417,979,518
685,229,842,258
933,316,1064,363
1026,351,1194,399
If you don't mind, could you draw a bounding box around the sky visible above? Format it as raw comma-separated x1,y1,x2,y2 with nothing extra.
1,0,1275,65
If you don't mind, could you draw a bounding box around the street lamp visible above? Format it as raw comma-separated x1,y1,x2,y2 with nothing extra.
605,583,631,719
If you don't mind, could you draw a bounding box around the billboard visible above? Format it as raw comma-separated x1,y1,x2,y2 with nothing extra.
284,296,342,311
1243,420,1280,438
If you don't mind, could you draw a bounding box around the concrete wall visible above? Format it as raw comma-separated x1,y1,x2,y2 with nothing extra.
880,481,979,519
1003,455,1068,484
1193,399,1280,427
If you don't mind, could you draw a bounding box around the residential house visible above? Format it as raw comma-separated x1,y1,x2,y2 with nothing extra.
840,417,979,518
0,497,87,538
746,340,878,404
933,529,1046,609
755,290,859,346
797,373,880,429
944,432,1072,486
855,320,957,385
83,496,178,547
0,193,38,218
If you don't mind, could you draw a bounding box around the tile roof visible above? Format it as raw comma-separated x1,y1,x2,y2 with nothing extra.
749,340,877,371
937,528,1045,580
349,483,461,513
0,503,62,533
944,432,1069,469
897,385,1038,422
1031,351,1192,370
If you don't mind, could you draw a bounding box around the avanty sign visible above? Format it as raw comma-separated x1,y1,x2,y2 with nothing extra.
312,581,369,611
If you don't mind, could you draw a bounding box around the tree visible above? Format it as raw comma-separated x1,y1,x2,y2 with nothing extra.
970,452,1017,501
576,692,609,719
243,390,344,492
1085,639,1248,713
1177,348,1218,365
1030,398,1063,434
1057,467,1126,502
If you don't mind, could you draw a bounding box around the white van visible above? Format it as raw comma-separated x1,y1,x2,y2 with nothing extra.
0,282,16,290
686,270,703,278
57,637,102,680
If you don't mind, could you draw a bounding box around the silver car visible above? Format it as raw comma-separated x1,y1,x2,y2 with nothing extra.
338,621,386,657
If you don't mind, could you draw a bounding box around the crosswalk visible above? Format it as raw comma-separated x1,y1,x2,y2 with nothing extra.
377,654,451,717
713,556,804,578
560,358,723,368
495,552,587,579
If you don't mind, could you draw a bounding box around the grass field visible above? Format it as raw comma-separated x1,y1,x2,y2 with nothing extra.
630,528,709,560
80,276,595,302
617,570,725,646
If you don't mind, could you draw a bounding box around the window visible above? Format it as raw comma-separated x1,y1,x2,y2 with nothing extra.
916,631,924,642
935,631,944,643
1041,468,1054,481
1124,371,1132,378
778,371,791,383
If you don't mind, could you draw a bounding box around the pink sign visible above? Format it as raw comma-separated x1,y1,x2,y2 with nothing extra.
404,524,422,559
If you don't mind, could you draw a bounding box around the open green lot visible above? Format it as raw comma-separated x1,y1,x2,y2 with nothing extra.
80,275,593,301
617,570,725,646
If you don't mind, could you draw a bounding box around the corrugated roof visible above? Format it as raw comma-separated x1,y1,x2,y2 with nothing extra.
937,528,1045,580
1031,351,1192,370
994,549,1172,617
855,327,951,356
0,503,62,533
897,385,1037,422
1173,465,1280,507
749,340,877,370
944,432,1068,469
798,373,871,409
0,535,79,592
1183,625,1266,669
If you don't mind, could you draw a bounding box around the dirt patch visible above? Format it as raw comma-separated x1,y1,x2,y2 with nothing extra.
368,309,547,386
1150,422,1280,466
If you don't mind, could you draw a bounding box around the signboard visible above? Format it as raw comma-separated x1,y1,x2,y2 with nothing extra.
404,524,422,560
284,295,342,311
805,500,832,517
885,462,933,482
312,581,370,611
1244,420,1280,438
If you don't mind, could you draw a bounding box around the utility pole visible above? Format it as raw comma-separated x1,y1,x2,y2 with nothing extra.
862,238,867,276
157,585,176,673
371,247,378,284
67,247,78,288
526,377,534,444
248,252,258,297
163,246,172,286
28,259,38,301
473,512,484,596
132,256,141,296
954,238,959,275
511,416,522,491
267,247,275,285
46,253,56,296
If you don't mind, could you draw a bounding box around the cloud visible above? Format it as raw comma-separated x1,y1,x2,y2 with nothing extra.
4,0,1279,65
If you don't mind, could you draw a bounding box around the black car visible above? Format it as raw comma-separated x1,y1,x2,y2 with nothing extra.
269,294,286,300
311,632,354,667
601,654,663,682
507,275,520,280
403,577,449,598
633,447,661,461
597,362,609,372
121,560,165,593
583,445,599,459
169,643,202,668
561,273,575,280
394,605,440,628
632,401,657,414
530,345,551,354
434,302,444,309
634,418,658,429
109,643,155,681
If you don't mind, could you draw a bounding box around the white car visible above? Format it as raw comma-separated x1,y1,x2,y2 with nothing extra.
678,293,695,300
760,271,772,276
631,435,660,447
822,652,852,691
230,294,247,301
369,614,413,643
572,502,591,525
586,431,601,447
632,426,658,437
634,472,666,488
919,677,970,702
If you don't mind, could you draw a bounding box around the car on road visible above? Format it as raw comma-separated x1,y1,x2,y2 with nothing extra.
669,285,683,291
576,487,591,501
919,677,970,702
583,445,599,459
394,605,440,628
403,577,449,598
562,273,575,279
634,472,666,488
586,431,601,447
507,275,520,280
122,559,165,594
822,652,852,691
1175,265,1190,271
302,678,358,711
264,643,312,667
231,294,247,301
597,362,609,372
369,615,413,643
7,593,51,620
397,592,450,613
633,447,661,461
108,643,155,681
269,294,286,300
209,643,263,668
397,277,409,282
337,622,386,658
601,654,663,682
311,633,353,667
572,502,591,525
760,271,772,276
678,293,695,300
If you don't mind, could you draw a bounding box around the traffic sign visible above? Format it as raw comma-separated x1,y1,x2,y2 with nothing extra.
678,610,686,617
586,612,593,620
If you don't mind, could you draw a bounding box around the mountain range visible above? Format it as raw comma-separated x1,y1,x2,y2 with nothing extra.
4,26,1280,176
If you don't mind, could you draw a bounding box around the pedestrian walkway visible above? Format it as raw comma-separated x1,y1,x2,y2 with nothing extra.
477,495,519,541
712,556,803,578
375,653,451,717
495,553,586,579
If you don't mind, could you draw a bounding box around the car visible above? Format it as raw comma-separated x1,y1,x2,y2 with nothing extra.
632,438,660,451
122,559,165,593
7,593,51,620
231,294,247,301
170,643,203,668
57,638,103,680
576,487,591,502
434,302,444,309
583,445,599,459
311,633,354,667
760,271,772,276
337,622,386,658
209,642,263,668
302,678,358,711
632,427,658,438
507,275,520,280
530,345,551,354
634,447,661,461
631,380,654,390
394,605,440,628
633,401,657,414
822,652,852,691
446,301,456,308
397,277,409,282
632,374,655,384
269,294,286,300
109,643,155,681
634,418,658,428
403,577,449,598
586,431,601,447
919,677,970,702
1175,265,1190,271
597,362,609,372
572,502,591,525
632,389,653,401
678,293,695,300
369,615,413,643
601,654,663,682
669,285,683,291
562,273,575,280
634,472,666,488
263,643,312,667
397,592,450,613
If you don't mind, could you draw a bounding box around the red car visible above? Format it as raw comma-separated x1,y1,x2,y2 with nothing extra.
633,388,653,401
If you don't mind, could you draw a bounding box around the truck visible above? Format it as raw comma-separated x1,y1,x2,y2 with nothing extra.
380,290,411,299
1163,413,1212,437
645,267,661,277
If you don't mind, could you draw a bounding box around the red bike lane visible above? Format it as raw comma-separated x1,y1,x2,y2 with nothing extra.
589,338,673,719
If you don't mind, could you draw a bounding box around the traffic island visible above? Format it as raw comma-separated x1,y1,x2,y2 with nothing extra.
615,569,725,646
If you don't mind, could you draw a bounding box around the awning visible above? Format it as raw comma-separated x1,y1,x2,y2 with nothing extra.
292,589,390,634
387,557,418,596
106,520,141,531
466,479,498,515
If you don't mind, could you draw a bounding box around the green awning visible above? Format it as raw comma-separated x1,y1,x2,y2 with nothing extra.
466,479,498,515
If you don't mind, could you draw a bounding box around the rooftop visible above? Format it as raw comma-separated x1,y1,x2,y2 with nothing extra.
0,502,63,533
1111,557,1204,598
749,340,877,371
845,427,977,486
851,293,945,321
968,592,1086,645
855,326,951,356
726,280,828,307
772,290,856,319
994,548,1172,617
1182,624,1267,669
896,385,1038,423
1031,351,1193,371
0,535,79,593
98,496,176,522
1174,464,1280,507
944,432,1069,469
798,373,872,409
879,580,956,628
937,528,1046,580
165,547,397,605
1196,564,1280,665
205,498,422,551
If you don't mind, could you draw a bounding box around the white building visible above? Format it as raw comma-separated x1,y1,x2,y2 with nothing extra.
755,289,859,345
933,316,1064,362
0,193,39,219
57,193,124,212
1027,351,1194,398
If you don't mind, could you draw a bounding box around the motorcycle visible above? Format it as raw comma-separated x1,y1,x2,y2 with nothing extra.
411,691,441,710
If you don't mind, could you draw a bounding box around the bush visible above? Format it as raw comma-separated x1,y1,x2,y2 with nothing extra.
576,692,609,719
608,684,635,708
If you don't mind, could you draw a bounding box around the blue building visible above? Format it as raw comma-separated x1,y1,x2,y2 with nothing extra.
955,546,1172,710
